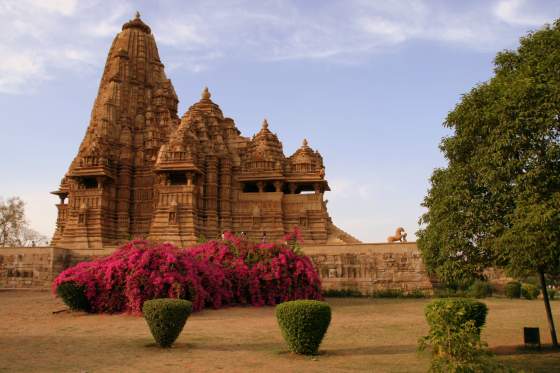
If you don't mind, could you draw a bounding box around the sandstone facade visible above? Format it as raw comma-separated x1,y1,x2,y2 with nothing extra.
51,13,357,249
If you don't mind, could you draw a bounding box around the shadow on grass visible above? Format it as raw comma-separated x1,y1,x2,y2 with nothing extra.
143,342,196,350
191,341,282,352
271,344,418,360
326,297,430,309
491,344,560,355
322,344,417,356
325,298,381,309
493,346,560,373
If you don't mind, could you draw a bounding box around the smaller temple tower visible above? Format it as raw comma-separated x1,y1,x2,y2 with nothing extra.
148,87,338,245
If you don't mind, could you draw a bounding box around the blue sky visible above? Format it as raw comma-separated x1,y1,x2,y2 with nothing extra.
0,0,558,242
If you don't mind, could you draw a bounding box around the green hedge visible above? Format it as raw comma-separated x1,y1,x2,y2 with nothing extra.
143,298,192,348
468,280,493,299
56,281,90,312
275,300,331,355
434,288,469,298
322,289,362,297
521,283,540,300
505,281,521,298
425,298,488,331
420,298,494,371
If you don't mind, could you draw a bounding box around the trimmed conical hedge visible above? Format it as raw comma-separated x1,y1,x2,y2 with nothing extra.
143,298,192,347
276,300,331,355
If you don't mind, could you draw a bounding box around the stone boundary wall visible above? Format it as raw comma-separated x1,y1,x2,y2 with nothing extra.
302,242,434,295
0,247,69,289
2,242,506,294
1,243,433,292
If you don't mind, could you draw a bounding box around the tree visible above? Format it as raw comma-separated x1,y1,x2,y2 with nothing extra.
418,20,560,346
0,197,47,247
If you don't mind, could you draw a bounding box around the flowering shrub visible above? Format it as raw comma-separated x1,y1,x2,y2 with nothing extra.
52,229,322,314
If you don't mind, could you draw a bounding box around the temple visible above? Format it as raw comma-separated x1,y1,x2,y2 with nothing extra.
51,13,360,249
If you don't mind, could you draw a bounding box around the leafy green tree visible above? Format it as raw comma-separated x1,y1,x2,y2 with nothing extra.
418,20,560,346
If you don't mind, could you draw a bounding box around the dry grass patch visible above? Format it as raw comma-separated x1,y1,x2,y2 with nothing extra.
0,291,558,372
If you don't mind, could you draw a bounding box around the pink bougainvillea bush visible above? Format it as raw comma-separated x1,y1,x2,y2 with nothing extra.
52,230,322,314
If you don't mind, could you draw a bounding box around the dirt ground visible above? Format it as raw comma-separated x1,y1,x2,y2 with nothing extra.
0,291,559,372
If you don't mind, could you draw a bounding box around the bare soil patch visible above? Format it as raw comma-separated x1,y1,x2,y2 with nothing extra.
0,292,558,372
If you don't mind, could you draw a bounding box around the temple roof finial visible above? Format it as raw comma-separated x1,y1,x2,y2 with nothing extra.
201,86,211,100
302,138,308,147
262,118,269,129
122,10,151,33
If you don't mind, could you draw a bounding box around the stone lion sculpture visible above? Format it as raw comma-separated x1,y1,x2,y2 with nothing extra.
387,227,407,243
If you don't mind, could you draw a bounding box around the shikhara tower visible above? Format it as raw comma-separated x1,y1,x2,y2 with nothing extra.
51,13,359,249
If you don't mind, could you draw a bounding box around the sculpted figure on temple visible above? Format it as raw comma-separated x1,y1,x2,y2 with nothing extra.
387,227,407,243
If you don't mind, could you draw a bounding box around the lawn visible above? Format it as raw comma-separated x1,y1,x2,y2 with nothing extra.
0,291,558,372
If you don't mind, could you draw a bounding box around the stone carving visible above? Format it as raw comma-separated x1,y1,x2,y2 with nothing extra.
387,227,407,243
51,13,359,249
305,243,432,294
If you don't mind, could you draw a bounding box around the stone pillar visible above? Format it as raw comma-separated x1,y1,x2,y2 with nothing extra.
257,181,265,193
115,164,132,241
219,158,232,232
204,156,219,238
289,183,297,194
274,181,283,193
314,182,321,194
52,203,68,245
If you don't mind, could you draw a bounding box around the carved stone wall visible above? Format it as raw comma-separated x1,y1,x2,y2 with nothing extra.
303,243,435,294
1,243,433,292
0,243,510,292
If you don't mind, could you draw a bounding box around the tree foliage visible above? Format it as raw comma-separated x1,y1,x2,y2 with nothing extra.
0,197,46,247
418,20,560,285
418,20,560,346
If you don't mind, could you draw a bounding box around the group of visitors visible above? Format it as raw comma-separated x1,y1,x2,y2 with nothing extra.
220,231,268,243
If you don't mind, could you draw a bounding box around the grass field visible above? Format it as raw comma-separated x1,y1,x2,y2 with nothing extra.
0,291,559,372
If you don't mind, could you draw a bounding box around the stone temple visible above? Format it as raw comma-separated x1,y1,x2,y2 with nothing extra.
51,13,359,249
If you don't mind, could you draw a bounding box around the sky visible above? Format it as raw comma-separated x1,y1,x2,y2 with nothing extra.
0,0,558,243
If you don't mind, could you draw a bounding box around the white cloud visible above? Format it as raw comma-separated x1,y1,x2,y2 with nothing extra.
1,0,559,94
0,50,46,94
28,0,78,16
0,0,132,93
80,2,131,38
494,0,552,26
155,19,207,47
359,17,408,43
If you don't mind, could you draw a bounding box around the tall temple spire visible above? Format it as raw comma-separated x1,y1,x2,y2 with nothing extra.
52,13,178,249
